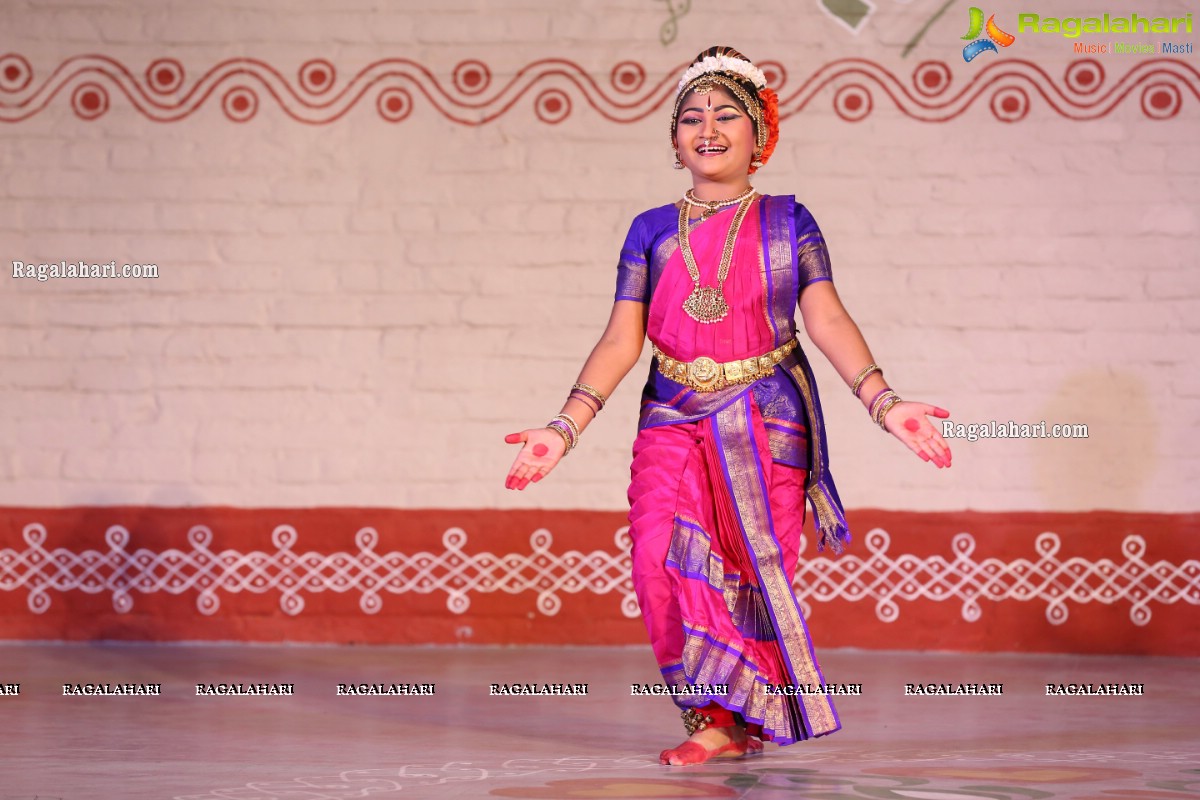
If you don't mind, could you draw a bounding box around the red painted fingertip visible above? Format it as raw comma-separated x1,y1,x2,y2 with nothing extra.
518,478,531,490
531,473,543,482
504,433,522,444
919,452,930,462
532,443,549,457
934,407,950,418
904,418,920,432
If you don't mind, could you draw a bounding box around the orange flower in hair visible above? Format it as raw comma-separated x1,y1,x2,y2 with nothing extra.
749,87,780,174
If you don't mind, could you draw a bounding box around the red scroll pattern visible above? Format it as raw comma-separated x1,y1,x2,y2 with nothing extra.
0,54,1196,124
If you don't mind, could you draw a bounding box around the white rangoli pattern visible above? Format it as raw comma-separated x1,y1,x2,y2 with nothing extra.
1,523,1196,625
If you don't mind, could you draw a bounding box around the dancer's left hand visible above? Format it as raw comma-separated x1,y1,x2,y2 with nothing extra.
503,428,567,490
884,402,952,468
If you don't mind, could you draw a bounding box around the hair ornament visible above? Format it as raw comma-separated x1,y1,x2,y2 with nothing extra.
750,86,780,174
676,54,767,95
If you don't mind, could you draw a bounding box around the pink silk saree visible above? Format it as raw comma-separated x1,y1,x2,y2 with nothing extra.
627,199,841,745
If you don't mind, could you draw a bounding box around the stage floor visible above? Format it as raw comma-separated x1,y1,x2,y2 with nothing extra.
1,643,1196,800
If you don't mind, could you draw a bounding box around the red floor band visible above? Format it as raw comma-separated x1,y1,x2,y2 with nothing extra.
0,506,1196,655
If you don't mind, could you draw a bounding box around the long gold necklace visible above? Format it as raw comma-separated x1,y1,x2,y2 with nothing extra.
677,192,756,324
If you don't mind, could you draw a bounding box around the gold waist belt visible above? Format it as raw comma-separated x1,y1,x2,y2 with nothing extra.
652,338,798,392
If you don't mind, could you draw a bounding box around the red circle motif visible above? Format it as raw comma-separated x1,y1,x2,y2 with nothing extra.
913,61,951,97
222,86,258,122
452,60,491,95
989,86,1029,122
71,82,109,119
0,53,33,92
1140,82,1180,119
759,60,787,91
299,59,336,95
376,87,412,122
534,88,571,124
833,85,872,122
609,61,645,94
145,58,184,94
1065,59,1104,95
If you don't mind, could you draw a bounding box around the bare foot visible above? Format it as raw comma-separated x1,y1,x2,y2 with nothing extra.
659,724,748,766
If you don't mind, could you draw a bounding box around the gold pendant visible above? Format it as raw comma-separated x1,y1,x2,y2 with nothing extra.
683,286,729,323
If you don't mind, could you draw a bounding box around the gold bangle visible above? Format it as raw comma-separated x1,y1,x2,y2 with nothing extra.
868,389,895,420
877,400,901,430
850,364,882,398
874,395,902,429
545,422,573,453
873,396,898,426
553,413,581,441
571,382,608,410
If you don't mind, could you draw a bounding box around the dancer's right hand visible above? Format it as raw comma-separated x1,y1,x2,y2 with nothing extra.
503,428,568,490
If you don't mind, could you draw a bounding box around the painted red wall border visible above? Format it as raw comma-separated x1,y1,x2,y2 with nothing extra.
1,506,1196,655
1,54,1195,124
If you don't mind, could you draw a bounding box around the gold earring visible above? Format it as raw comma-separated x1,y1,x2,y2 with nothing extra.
673,151,684,169
751,150,764,169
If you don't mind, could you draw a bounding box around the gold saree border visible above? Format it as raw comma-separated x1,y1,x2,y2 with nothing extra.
712,394,841,738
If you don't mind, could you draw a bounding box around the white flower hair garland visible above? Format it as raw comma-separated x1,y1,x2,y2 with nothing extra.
676,54,767,94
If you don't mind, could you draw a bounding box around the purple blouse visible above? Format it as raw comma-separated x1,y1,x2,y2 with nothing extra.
615,198,833,305
612,195,837,472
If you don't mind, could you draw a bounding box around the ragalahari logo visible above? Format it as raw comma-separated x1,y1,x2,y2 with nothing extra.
962,7,1016,61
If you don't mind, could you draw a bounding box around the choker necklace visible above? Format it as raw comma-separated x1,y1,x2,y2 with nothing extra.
677,192,756,324
684,186,756,220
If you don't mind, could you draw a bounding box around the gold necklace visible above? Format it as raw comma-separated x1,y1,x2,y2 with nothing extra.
677,192,756,324
683,186,756,220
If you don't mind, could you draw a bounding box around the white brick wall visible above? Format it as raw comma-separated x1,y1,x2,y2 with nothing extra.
1,0,1196,511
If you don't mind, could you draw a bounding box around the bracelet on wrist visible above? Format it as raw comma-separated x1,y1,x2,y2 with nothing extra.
570,382,608,411
553,412,581,440
569,390,601,415
869,389,896,420
877,401,901,430
871,392,902,430
850,364,882,398
545,419,575,453
867,387,892,415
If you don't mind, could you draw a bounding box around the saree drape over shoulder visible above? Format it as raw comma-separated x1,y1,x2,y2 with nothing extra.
615,195,850,746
